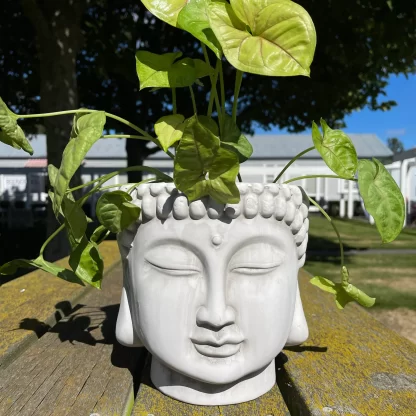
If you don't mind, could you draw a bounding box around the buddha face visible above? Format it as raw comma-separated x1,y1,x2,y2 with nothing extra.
124,214,299,385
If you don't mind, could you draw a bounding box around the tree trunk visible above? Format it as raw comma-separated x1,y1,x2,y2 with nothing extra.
23,0,85,261
127,139,148,183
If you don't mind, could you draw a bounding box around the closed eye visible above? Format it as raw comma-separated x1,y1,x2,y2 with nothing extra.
231,263,279,275
145,260,201,276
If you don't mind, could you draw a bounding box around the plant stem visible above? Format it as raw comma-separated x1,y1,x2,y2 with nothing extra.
17,108,176,159
127,177,157,194
18,109,175,159
165,149,175,159
68,166,173,193
273,146,315,183
18,109,151,138
172,88,177,114
284,175,358,184
207,60,220,118
39,223,65,256
201,44,222,122
232,70,243,123
238,173,243,182
189,86,197,114
218,59,226,134
102,134,148,140
307,196,344,268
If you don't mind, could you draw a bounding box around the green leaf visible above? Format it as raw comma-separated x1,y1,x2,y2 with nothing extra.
312,119,358,179
0,257,83,285
141,0,188,27
310,276,337,294
90,225,110,244
358,159,405,243
311,272,375,310
155,114,185,152
221,114,253,162
174,115,220,191
341,266,376,308
53,111,106,215
204,146,240,203
0,97,34,155
177,0,224,59
198,115,220,136
96,190,141,233
62,195,88,243
48,164,59,187
208,0,316,76
193,58,215,78
69,237,103,289
174,116,240,203
136,51,213,90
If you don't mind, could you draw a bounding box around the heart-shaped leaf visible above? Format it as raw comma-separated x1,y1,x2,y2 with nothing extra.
221,114,253,162
0,257,83,285
198,115,220,136
177,0,224,59
204,146,240,203
53,111,106,215
312,119,358,179
174,115,239,203
358,159,405,243
0,97,34,155
96,190,141,233
208,0,316,76
155,114,185,152
230,0,284,28
141,0,188,27
69,237,103,289
136,51,213,90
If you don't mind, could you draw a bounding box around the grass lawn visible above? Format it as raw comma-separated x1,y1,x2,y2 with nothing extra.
307,215,416,251
305,254,416,310
304,215,416,342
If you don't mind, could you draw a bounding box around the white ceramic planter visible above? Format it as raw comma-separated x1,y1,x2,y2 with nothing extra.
115,182,309,405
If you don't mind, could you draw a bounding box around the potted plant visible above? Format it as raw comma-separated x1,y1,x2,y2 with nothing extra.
0,0,404,406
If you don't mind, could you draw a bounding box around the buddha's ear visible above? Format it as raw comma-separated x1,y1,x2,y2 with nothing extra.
285,282,309,346
116,286,143,347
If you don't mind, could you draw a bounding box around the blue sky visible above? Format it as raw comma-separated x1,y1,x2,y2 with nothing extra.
255,73,416,150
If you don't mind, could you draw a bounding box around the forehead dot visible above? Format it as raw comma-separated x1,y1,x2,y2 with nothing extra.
212,235,222,246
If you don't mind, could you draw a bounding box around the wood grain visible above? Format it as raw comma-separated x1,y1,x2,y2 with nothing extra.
0,241,121,369
0,263,145,416
132,358,290,416
275,268,416,416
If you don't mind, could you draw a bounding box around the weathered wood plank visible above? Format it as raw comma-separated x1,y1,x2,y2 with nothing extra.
0,240,121,368
132,358,290,416
276,268,416,416
0,263,144,416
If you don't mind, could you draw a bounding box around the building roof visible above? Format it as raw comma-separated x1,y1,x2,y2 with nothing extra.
392,147,416,162
0,132,392,161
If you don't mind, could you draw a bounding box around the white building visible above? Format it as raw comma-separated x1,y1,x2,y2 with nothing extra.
385,148,416,224
1,133,405,226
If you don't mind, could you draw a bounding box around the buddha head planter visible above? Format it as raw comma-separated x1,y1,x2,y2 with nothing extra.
116,182,309,405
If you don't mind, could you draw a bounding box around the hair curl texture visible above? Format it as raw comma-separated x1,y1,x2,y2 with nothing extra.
118,183,309,267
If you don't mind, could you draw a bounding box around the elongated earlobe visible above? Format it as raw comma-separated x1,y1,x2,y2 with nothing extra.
285,282,309,346
116,286,143,347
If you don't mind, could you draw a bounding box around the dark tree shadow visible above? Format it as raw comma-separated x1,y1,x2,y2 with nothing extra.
284,345,328,353
17,300,147,397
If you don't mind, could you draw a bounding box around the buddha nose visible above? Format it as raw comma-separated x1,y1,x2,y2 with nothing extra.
196,281,236,330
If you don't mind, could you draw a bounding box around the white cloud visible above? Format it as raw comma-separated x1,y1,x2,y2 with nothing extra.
386,128,406,137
